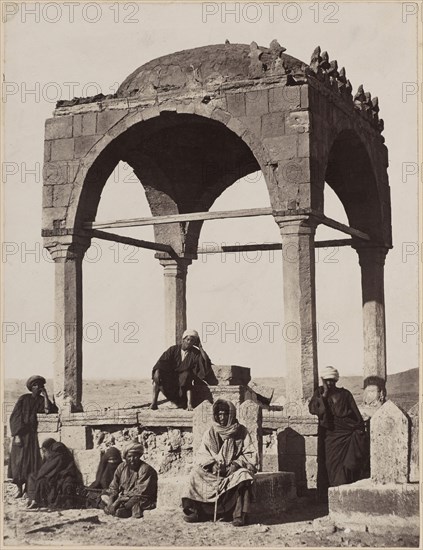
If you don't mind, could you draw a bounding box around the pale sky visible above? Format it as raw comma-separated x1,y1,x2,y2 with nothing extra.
2,2,420,384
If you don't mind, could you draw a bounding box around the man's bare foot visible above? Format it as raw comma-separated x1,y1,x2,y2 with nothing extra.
149,403,158,410
26,500,38,509
186,404,193,411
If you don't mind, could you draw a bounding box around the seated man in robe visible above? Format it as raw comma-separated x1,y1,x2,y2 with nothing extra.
150,329,215,411
103,442,157,519
309,366,368,496
182,399,258,527
26,438,83,509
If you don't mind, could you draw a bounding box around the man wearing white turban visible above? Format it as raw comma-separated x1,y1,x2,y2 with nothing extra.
150,330,215,411
309,366,368,496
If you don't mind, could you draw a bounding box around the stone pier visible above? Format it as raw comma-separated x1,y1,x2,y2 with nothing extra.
277,215,318,410
158,257,191,347
355,246,389,411
45,236,89,413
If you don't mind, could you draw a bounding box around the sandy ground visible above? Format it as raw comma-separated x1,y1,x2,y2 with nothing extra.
3,482,419,548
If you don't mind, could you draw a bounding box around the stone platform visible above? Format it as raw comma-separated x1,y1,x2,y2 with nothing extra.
34,406,318,490
157,472,297,520
328,479,419,535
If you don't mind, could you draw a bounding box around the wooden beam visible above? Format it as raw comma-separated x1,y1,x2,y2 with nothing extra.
319,215,370,241
197,239,353,254
83,209,369,242
81,230,353,256
316,238,353,248
84,207,273,230
81,229,176,255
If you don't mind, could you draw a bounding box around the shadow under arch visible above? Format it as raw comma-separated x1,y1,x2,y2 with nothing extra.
71,109,275,255
323,128,385,244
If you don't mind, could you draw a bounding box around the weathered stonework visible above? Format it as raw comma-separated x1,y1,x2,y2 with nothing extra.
328,479,419,533
408,403,419,483
211,365,251,386
192,400,213,452
239,400,263,469
370,401,409,483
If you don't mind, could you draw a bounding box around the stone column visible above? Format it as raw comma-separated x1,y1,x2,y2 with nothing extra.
355,246,389,409
45,236,90,413
159,258,192,348
276,216,319,411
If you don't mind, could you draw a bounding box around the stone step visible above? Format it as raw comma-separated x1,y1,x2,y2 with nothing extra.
328,479,419,535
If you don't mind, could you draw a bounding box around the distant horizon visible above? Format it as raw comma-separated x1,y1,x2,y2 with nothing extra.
4,366,418,382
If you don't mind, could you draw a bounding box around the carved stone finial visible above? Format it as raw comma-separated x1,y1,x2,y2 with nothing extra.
338,67,347,83
320,51,330,71
269,39,286,55
248,42,264,78
309,46,322,72
268,39,287,75
371,96,380,123
378,118,384,132
328,60,339,90
362,91,372,112
354,84,366,103
328,60,338,76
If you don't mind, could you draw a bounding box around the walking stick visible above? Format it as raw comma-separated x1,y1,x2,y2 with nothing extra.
213,462,221,523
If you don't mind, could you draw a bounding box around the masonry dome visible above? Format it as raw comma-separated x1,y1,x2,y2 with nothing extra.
117,42,306,98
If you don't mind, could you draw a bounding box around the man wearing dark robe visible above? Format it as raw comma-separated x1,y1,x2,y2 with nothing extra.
309,366,368,495
103,442,157,519
8,375,58,497
26,438,84,509
150,329,215,411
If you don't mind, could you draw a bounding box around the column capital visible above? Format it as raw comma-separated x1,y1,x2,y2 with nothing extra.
275,214,319,236
158,257,192,275
44,235,91,262
354,245,389,268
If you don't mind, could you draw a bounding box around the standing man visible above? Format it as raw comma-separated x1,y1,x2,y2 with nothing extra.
8,375,58,498
309,366,368,494
150,329,214,411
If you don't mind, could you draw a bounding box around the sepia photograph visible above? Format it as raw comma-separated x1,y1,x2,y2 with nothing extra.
1,1,421,547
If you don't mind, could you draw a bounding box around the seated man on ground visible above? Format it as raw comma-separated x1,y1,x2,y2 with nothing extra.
103,442,157,519
150,329,215,411
182,399,258,527
85,447,122,509
26,438,83,509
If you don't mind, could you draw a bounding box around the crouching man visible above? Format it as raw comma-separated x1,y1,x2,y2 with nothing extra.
103,442,157,519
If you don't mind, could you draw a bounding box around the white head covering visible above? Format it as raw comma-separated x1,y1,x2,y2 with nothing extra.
320,366,340,381
182,329,199,340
